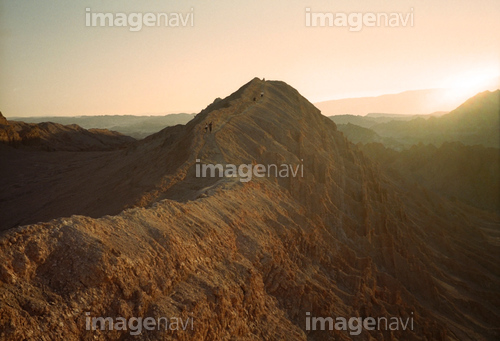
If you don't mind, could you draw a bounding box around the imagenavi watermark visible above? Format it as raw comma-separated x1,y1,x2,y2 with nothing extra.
195,159,304,183
85,312,194,335
306,312,414,335
305,8,414,31
85,8,194,31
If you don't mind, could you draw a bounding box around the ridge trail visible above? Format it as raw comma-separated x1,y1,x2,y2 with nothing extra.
204,81,268,164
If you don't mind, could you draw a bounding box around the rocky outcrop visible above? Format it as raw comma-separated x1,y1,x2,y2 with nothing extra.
0,112,7,125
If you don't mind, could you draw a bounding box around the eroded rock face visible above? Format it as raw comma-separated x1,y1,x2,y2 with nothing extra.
0,112,7,125
0,79,499,340
360,141,500,214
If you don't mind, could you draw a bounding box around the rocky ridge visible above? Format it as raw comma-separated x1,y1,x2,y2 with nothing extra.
0,79,499,340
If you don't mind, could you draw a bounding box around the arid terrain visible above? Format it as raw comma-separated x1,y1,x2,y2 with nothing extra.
0,113,134,151
329,91,500,214
0,79,499,340
8,114,196,140
331,90,500,149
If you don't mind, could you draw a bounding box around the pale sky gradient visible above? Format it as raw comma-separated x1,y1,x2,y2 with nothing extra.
1,0,499,117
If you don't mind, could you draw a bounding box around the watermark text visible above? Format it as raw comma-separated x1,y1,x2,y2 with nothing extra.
305,8,414,31
85,312,194,335
306,312,414,335
195,159,304,182
85,8,194,31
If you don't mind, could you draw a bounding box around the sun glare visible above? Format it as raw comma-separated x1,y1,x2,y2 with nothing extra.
440,69,500,107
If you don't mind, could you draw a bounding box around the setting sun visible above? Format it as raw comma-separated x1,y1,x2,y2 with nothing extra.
440,69,500,107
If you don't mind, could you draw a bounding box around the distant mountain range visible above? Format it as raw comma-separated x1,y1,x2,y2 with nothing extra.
0,112,134,151
316,88,486,116
331,90,500,213
332,90,500,148
8,113,196,139
330,111,448,128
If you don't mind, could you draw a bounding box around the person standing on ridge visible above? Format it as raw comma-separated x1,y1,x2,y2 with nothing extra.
209,122,213,133
204,123,208,133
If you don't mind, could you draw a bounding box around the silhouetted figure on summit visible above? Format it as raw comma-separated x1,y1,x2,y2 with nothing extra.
209,122,213,133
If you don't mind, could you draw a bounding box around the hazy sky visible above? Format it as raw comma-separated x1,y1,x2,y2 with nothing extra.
1,0,499,116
